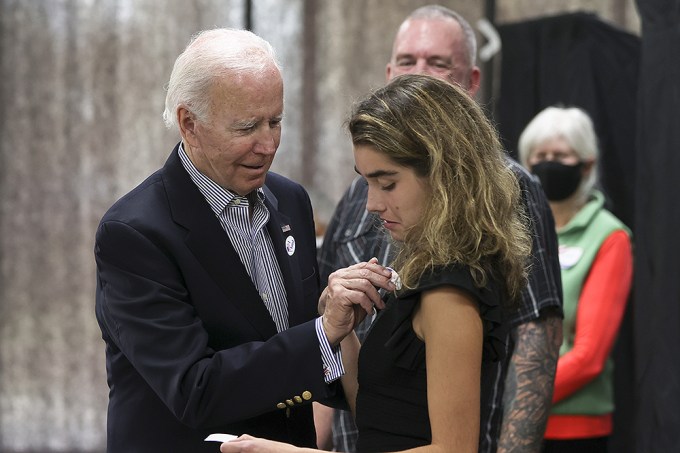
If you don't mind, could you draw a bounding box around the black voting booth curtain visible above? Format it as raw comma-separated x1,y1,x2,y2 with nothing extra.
494,7,680,452
633,0,680,452
494,12,639,228
493,13,640,453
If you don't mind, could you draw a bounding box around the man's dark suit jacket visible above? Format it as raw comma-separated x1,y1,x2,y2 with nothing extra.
95,144,330,452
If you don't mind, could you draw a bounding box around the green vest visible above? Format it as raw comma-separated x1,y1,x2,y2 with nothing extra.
551,191,631,416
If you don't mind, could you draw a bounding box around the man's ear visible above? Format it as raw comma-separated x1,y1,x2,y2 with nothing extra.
177,106,198,145
467,66,481,97
385,62,393,82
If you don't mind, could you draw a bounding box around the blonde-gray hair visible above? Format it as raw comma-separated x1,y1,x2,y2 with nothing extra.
349,74,531,303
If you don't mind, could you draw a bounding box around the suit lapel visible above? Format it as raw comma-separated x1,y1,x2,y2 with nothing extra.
262,190,306,327
162,145,277,339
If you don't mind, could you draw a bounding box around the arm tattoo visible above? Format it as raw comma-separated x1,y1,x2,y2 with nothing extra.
497,312,563,453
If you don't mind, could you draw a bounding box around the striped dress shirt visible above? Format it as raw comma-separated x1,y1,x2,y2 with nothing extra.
179,145,289,332
179,144,344,381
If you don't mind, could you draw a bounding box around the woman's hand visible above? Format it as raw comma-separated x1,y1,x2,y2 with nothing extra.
220,434,304,452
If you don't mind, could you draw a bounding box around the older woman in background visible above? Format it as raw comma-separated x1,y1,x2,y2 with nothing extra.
518,106,633,453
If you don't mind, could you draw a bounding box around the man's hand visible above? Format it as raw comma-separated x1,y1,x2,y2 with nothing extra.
320,258,394,346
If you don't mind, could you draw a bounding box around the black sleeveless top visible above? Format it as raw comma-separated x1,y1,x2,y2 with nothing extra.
355,264,507,452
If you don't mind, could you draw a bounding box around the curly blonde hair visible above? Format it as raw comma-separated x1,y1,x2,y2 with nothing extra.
348,74,531,303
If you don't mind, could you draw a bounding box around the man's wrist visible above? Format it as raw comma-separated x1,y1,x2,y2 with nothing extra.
318,288,329,315
315,317,344,383
321,313,340,348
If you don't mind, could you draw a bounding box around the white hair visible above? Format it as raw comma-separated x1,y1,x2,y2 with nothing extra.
162,28,281,130
518,106,600,199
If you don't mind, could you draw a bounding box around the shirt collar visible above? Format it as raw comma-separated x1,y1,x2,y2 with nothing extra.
178,142,266,216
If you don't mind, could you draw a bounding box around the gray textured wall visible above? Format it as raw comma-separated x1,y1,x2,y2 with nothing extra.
0,1,242,450
0,0,638,451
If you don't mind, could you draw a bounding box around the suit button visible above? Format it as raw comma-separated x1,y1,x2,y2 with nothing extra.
276,402,286,409
294,396,303,403
302,391,312,401
286,399,295,407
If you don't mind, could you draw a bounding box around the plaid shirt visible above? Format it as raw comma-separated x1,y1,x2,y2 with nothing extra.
477,159,563,452
317,158,563,453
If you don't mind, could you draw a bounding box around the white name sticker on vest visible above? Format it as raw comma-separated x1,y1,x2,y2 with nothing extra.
285,236,296,256
558,245,583,269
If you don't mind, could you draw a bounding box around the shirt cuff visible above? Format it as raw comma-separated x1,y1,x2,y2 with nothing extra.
315,316,345,383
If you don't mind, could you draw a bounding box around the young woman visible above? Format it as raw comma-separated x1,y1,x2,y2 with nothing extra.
219,74,531,453
518,106,633,453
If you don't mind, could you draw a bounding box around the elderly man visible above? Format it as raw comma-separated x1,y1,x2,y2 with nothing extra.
94,28,392,452
318,6,563,453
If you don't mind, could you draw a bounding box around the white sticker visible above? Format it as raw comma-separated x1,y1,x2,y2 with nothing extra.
285,235,296,256
205,433,238,443
387,267,402,290
559,245,583,269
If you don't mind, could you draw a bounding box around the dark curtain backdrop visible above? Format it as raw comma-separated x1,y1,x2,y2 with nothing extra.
633,0,680,452
495,5,680,451
493,11,641,453
494,11,639,228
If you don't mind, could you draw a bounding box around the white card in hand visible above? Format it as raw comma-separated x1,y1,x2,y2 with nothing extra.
205,433,238,443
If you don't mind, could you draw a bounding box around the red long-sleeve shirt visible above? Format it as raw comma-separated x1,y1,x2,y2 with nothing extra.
545,229,633,439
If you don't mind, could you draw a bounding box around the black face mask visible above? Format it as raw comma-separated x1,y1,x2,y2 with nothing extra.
531,161,584,201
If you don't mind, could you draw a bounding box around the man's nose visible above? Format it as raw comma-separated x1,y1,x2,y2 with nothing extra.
414,60,429,75
255,128,278,154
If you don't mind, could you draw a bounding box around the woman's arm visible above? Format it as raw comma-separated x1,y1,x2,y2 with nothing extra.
339,331,361,416
411,285,484,453
552,230,633,403
312,402,334,450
